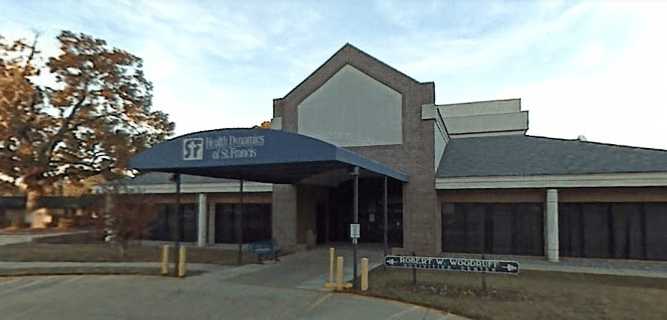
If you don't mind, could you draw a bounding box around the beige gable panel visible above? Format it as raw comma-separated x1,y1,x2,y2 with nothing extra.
444,111,528,135
270,117,282,130
437,99,521,118
297,65,402,147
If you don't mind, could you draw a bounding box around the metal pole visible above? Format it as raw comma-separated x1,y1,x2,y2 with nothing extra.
481,206,488,293
238,179,244,265
173,173,181,277
383,176,388,258
352,166,359,289
411,251,417,286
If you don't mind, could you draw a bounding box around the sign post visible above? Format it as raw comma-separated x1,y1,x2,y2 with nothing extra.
171,173,181,277
384,255,519,275
351,167,359,289
237,179,244,265
411,251,417,285
383,176,388,259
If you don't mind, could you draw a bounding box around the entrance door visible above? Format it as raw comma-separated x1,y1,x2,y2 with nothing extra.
315,203,328,244
327,178,403,246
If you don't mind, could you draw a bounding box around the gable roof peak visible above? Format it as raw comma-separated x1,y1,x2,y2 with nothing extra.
277,42,425,102
342,42,358,50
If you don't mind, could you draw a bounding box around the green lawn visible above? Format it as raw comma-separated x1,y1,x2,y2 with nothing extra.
0,243,257,265
362,268,667,320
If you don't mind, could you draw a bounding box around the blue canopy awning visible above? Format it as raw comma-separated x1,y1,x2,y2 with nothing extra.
128,128,408,184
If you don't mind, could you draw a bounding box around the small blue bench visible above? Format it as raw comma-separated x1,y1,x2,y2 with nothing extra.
248,240,280,263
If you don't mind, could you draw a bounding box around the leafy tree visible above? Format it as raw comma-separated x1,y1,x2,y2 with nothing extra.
0,31,173,228
98,183,158,258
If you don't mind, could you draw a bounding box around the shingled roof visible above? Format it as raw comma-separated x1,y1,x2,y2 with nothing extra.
437,135,667,178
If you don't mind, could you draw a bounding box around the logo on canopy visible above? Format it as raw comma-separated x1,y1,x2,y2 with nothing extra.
183,138,204,160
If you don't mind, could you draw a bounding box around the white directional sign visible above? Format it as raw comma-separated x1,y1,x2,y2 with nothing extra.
384,255,519,275
350,223,360,239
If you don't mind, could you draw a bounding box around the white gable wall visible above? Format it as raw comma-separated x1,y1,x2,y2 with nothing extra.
438,99,521,117
444,111,528,135
297,65,402,147
431,99,528,137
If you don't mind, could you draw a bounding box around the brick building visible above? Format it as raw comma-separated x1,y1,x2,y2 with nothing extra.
128,44,667,261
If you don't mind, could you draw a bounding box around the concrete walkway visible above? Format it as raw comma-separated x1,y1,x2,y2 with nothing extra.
227,246,385,290
0,231,89,246
0,246,468,319
0,264,462,319
0,261,219,272
0,246,382,282
2,246,667,279
519,257,667,278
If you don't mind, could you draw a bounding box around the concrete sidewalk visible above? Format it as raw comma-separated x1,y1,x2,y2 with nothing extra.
225,246,385,290
0,245,382,284
519,257,667,278
0,261,224,272
3,246,667,280
0,231,90,246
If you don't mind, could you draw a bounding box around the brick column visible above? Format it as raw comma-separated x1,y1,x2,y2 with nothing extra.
545,189,559,262
272,184,298,252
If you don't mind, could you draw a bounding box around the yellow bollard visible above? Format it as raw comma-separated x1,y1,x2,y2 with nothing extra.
329,248,335,283
361,257,369,291
160,245,170,276
177,246,187,278
336,256,344,291
324,248,337,289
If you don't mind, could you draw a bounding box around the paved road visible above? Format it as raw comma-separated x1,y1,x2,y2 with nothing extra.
0,247,463,320
0,271,458,320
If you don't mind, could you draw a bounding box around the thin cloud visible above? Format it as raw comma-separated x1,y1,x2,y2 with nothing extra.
1,0,665,149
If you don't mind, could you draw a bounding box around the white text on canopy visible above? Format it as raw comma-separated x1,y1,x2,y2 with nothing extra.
206,135,265,160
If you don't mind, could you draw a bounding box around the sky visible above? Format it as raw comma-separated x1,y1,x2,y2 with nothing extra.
2,0,667,149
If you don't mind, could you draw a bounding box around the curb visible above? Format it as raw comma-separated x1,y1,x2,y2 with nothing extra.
0,266,207,277
0,266,159,277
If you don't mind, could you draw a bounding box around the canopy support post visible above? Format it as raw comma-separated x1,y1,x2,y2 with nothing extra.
383,176,389,258
173,173,181,277
238,179,244,265
352,166,359,289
